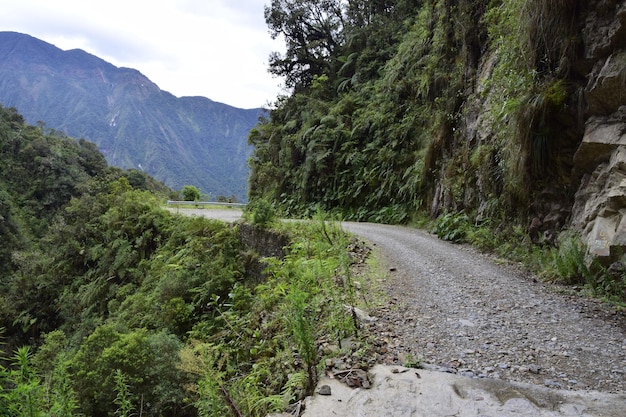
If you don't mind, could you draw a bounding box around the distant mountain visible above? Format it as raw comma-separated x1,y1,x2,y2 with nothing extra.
0,31,262,201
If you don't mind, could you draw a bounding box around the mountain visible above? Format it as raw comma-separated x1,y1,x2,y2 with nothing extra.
0,31,262,201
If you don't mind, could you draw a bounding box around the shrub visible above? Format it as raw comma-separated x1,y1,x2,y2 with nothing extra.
540,232,590,285
245,199,276,227
181,185,201,202
433,212,470,243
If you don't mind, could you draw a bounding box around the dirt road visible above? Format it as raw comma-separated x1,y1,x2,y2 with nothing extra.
341,222,626,393
175,208,626,414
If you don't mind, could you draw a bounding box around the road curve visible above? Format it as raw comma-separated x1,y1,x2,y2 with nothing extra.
173,208,626,414
165,207,245,223
341,221,626,394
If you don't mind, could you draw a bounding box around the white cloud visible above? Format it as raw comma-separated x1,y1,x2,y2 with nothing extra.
0,0,284,108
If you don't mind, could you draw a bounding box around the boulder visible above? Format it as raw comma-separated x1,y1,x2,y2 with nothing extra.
582,0,626,61
571,108,626,260
301,365,626,417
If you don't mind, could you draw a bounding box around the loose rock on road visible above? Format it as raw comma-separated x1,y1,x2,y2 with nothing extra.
174,208,626,416
341,222,626,393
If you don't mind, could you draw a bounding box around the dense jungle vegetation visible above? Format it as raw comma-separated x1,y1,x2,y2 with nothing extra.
250,0,581,222
0,0,622,415
251,0,626,301
0,104,365,416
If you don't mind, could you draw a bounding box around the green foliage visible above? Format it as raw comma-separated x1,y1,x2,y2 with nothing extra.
433,212,470,243
0,343,80,417
540,233,590,285
0,104,373,417
284,288,318,393
113,370,135,417
251,0,476,221
244,198,276,226
538,233,626,303
401,353,421,369
4,4,622,417
71,325,185,416
483,0,580,207
587,268,626,304
31,331,80,417
265,0,345,90
9,347,45,417
181,185,201,201
176,216,360,416
196,370,231,417
252,0,584,236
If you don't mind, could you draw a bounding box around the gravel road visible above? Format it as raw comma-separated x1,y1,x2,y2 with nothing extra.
341,222,626,394
166,207,245,223
173,208,626,395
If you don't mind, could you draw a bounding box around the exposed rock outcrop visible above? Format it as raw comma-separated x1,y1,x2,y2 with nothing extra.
570,0,626,262
572,109,626,259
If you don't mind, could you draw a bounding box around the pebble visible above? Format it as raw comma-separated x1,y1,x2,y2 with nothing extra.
318,385,332,396
544,379,563,389
351,232,626,395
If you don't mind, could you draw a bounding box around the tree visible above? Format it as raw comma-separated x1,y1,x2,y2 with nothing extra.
181,185,200,202
265,0,346,90
72,326,186,417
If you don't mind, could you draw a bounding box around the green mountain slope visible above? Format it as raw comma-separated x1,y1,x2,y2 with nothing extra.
0,105,359,417
0,31,261,201
250,0,622,232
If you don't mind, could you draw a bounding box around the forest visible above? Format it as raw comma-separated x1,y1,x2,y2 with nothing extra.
0,104,365,416
250,0,626,300
1,0,625,415
250,0,581,222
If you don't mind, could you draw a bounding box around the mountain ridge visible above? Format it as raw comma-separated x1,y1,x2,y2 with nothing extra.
0,31,261,201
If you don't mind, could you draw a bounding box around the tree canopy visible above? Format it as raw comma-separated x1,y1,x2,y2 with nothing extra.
251,0,582,224
0,105,362,416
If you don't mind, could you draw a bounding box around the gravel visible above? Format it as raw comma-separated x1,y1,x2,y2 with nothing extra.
172,208,626,395
341,222,626,394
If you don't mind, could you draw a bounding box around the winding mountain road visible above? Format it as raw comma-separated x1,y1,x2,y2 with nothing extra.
175,208,626,415
341,222,626,391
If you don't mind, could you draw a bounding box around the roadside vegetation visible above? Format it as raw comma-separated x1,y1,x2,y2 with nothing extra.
429,211,626,306
0,104,374,416
1,0,624,414
249,0,625,305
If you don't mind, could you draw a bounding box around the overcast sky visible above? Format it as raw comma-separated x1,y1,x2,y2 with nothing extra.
0,0,285,109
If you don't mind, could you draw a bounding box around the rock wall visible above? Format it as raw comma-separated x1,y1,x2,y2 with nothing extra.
238,223,290,282
570,0,626,262
456,0,626,260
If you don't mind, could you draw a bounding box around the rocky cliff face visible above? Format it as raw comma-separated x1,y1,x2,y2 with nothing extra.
570,0,626,263
453,0,626,263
